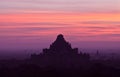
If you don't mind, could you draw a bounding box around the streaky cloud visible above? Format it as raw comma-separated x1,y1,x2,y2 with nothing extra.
0,22,70,26
80,21,120,25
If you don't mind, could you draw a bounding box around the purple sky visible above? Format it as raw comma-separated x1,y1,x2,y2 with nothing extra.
0,0,120,52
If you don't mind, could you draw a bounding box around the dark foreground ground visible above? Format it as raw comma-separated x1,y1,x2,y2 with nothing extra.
0,60,120,77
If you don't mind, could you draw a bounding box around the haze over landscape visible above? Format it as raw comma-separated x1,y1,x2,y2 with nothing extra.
0,0,120,58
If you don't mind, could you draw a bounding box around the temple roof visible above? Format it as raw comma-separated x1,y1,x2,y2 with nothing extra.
49,34,72,51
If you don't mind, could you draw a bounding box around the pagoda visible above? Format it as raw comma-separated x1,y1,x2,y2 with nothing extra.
31,34,90,68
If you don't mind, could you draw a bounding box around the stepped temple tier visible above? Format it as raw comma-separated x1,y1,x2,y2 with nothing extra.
30,34,90,68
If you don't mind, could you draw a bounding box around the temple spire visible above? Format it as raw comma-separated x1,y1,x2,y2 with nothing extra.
49,34,72,51
55,34,65,42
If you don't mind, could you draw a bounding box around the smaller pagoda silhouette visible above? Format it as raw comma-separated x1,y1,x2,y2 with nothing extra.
31,34,90,68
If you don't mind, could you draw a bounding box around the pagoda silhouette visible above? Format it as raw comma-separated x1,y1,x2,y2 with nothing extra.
30,34,90,68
